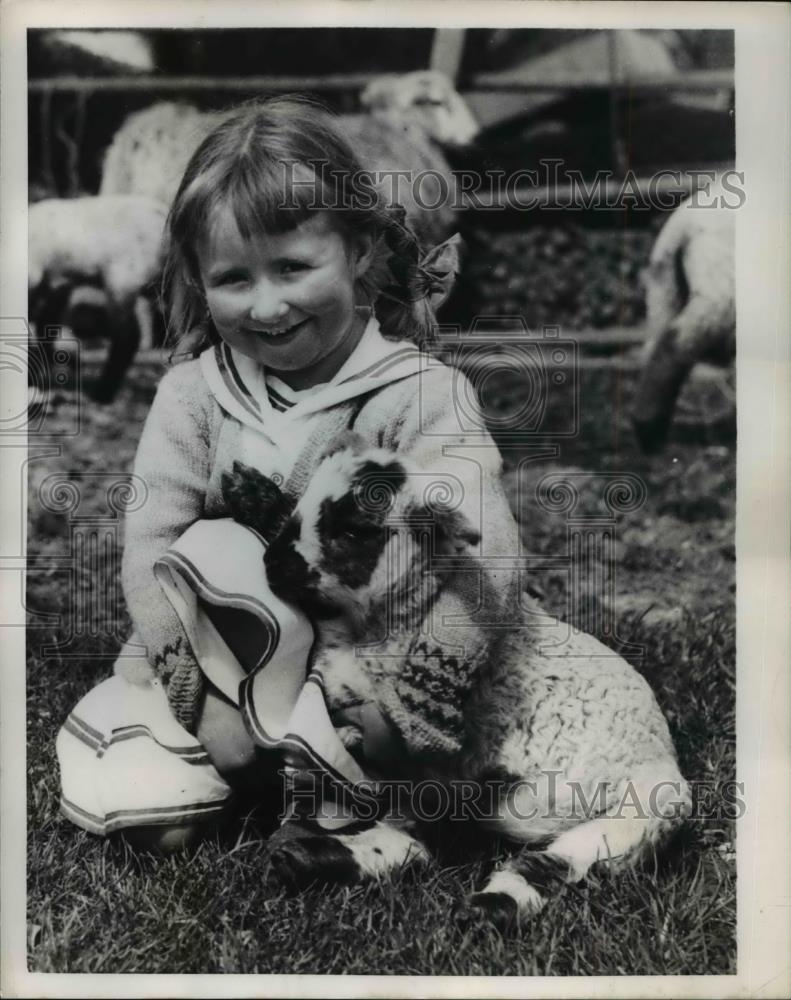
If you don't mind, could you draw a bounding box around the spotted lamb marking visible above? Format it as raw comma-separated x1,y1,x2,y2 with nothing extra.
223,433,691,927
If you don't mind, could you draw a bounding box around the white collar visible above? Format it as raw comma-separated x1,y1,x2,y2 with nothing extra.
200,313,429,432
265,311,388,404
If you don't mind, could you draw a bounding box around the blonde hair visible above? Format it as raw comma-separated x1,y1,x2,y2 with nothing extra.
161,95,440,356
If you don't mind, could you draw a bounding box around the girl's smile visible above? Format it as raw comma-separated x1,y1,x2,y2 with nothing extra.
197,210,374,390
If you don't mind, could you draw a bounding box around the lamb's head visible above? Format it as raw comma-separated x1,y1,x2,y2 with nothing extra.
361,70,479,147
263,433,481,629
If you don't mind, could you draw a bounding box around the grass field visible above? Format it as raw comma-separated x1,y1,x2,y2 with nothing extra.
26,348,736,975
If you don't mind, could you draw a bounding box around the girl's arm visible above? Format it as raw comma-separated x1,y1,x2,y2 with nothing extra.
118,362,213,731
370,365,525,758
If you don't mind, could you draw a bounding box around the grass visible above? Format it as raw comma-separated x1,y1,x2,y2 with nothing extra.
26,351,736,975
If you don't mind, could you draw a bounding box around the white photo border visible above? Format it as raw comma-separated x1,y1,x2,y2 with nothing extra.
2,2,789,997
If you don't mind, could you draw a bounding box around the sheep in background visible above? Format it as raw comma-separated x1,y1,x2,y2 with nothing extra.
359,70,479,149
631,182,736,453
340,119,456,245
99,101,217,209
223,436,691,926
99,72,479,245
28,195,167,403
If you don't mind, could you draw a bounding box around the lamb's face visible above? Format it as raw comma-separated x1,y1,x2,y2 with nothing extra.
361,70,479,147
263,443,480,625
265,448,412,622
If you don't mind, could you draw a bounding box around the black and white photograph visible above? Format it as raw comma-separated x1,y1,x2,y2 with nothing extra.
1,1,789,995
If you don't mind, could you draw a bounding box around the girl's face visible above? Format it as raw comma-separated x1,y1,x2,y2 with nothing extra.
197,209,374,390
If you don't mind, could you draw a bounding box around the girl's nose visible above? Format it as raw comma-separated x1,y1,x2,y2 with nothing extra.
249,278,289,324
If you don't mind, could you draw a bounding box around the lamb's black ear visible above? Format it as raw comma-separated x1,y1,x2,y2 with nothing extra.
221,461,291,536
351,458,407,520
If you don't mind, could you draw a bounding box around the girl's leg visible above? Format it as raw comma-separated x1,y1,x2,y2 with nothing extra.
196,679,276,794
119,815,230,855
118,681,270,855
113,584,311,853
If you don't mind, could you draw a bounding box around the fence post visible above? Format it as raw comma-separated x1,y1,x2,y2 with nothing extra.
430,29,466,83
607,29,628,177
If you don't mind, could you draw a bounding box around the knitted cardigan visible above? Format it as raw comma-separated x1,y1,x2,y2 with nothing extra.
118,351,524,757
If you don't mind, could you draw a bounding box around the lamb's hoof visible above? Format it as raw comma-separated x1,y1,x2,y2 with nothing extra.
269,834,361,891
460,892,520,930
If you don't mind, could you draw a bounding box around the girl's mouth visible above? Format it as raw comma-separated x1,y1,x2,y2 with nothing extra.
248,318,309,342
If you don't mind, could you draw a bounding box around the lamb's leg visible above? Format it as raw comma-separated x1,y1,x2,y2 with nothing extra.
632,290,732,454
631,248,686,454
466,811,683,927
88,299,140,403
631,321,696,454
268,815,430,890
268,760,430,889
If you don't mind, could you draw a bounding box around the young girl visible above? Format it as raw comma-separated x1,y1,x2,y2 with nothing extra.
56,96,525,854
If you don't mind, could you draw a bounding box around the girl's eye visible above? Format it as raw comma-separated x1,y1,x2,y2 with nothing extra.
214,270,248,287
280,260,309,275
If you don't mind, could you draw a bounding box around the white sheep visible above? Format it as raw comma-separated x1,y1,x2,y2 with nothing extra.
99,101,216,208
99,72,478,244
359,70,479,149
28,195,167,402
223,436,691,926
632,180,736,453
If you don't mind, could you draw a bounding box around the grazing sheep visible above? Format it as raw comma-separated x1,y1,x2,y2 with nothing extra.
28,195,167,403
631,182,736,453
223,435,691,926
99,73,478,244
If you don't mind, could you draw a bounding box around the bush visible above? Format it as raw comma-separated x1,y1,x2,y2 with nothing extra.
458,222,662,330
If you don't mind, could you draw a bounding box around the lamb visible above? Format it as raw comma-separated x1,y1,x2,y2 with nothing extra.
99,101,215,209
28,194,167,403
99,72,478,244
222,434,691,926
631,180,736,453
353,70,479,244
359,69,479,149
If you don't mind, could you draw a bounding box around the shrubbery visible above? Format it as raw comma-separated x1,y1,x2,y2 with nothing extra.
458,222,663,330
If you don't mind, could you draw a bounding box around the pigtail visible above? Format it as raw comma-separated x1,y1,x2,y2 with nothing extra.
368,207,433,346
365,205,463,349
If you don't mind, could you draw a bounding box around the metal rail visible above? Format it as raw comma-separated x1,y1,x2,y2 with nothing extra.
467,68,734,93
27,68,734,95
28,73,382,93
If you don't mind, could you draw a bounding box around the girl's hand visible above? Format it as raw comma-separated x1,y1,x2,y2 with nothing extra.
332,701,401,773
